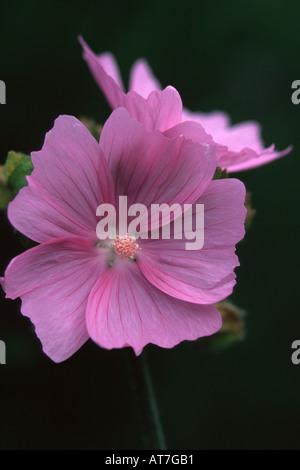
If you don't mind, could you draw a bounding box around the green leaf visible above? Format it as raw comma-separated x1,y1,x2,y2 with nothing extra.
4,151,33,194
204,331,244,352
0,182,14,210
79,116,102,141
213,167,228,180
12,228,37,249
195,300,246,352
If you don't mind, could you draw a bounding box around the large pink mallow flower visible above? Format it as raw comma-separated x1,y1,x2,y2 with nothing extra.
1,108,246,362
80,37,291,173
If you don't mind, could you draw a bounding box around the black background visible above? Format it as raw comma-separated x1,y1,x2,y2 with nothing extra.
0,0,299,449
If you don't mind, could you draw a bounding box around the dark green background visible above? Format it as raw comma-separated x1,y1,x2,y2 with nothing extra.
0,0,299,450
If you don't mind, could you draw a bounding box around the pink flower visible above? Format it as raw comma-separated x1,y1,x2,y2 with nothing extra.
80,37,292,172
1,108,246,362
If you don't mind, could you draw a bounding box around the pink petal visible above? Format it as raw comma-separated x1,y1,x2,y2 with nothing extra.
182,109,231,135
80,37,182,131
164,120,214,144
97,52,125,90
80,37,125,109
8,115,115,243
183,110,292,172
216,121,264,153
86,260,221,354
2,237,108,362
125,86,182,132
100,108,217,215
80,39,291,171
215,120,292,171
219,145,293,173
164,120,228,157
137,178,246,304
129,59,161,98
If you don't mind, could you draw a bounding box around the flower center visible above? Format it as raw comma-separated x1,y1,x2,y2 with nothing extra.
111,234,141,260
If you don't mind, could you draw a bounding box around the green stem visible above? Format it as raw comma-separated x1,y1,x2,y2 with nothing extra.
126,349,167,450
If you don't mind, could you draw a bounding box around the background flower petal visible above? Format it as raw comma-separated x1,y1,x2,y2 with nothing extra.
80,37,125,109
80,38,182,131
97,52,125,90
129,59,162,98
183,112,292,172
182,109,231,134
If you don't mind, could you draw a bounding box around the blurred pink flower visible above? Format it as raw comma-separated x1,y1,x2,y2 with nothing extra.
80,37,291,172
1,109,246,362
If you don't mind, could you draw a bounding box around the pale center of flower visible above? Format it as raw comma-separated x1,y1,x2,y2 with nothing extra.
111,234,141,260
